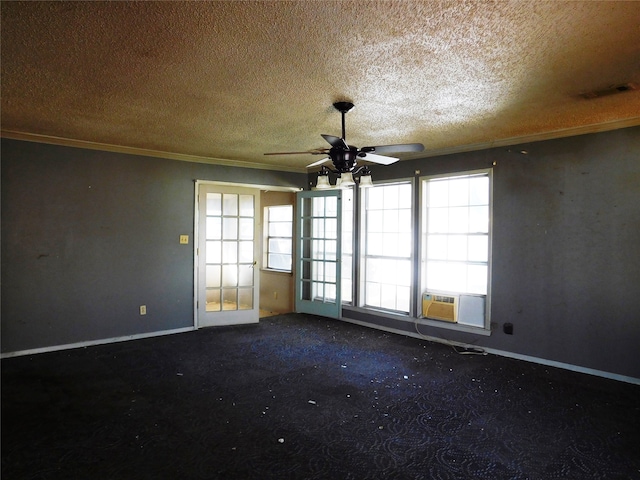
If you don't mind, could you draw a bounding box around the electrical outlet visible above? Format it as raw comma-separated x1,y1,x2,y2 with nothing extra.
140,305,147,315
179,235,189,244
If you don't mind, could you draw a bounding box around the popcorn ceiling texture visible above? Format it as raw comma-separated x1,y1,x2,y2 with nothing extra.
2,1,639,170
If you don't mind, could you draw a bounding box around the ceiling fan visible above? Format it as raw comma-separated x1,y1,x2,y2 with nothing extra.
264,101,424,175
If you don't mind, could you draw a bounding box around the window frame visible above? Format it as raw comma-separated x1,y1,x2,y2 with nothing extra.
417,168,493,333
357,178,416,316
263,204,294,273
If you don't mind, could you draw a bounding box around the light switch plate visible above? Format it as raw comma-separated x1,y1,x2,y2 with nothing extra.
179,235,189,244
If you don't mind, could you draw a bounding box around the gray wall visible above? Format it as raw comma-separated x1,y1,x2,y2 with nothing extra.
3,127,640,380
342,126,640,379
1,139,305,352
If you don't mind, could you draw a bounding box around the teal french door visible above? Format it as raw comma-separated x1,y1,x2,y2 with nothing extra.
295,190,342,318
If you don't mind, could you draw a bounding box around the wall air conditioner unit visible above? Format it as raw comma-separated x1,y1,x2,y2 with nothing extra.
422,293,458,323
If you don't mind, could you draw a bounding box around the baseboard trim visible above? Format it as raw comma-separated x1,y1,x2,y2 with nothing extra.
0,327,196,359
337,316,640,386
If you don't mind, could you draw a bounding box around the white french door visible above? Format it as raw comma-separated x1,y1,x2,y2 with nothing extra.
295,189,342,319
196,183,260,327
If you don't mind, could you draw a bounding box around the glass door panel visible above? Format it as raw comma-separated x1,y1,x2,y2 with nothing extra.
295,190,342,318
197,183,260,326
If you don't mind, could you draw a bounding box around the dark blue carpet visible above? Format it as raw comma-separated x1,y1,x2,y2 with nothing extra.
2,313,639,479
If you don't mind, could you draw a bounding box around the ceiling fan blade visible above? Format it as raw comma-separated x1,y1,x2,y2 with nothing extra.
321,134,348,149
264,148,328,156
358,152,399,165
362,143,425,155
306,157,331,168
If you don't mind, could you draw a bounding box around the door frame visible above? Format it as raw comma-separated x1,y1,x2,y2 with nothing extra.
193,180,301,328
294,189,343,319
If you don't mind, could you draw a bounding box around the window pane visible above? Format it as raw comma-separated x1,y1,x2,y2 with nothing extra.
206,289,221,311
222,289,237,310
398,209,412,232
238,288,253,309
325,196,338,217
382,233,399,256
427,234,447,260
448,178,469,206
383,210,399,232
206,217,222,240
239,195,254,217
468,264,488,295
238,240,253,263
268,254,291,271
239,218,253,240
222,265,238,287
206,265,221,288
269,238,291,254
325,218,338,238
362,182,414,314
269,205,292,222
269,222,292,237
469,206,489,233
223,218,238,239
421,172,490,300
365,281,381,307
223,241,238,264
383,185,400,209
266,204,293,272
448,235,467,261
468,235,488,262
206,241,221,264
238,266,253,287
206,193,222,216
469,176,489,205
367,187,384,210
312,197,325,216
398,184,412,208
428,207,449,233
397,232,412,258
324,240,337,261
428,181,448,207
367,210,384,233
223,194,238,216
449,207,469,233
367,232,383,256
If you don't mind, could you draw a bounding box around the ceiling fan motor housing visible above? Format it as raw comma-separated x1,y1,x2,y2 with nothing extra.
331,147,359,172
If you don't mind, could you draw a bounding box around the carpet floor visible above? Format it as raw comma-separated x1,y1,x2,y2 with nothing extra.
2,313,640,479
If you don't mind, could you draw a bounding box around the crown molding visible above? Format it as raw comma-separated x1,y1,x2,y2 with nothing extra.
414,117,640,159
3,116,639,170
0,130,308,174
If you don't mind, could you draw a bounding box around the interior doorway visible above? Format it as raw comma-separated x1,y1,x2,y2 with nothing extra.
194,181,298,327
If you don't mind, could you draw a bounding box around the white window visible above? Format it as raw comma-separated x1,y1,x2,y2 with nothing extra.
360,182,413,313
265,205,293,271
420,170,491,328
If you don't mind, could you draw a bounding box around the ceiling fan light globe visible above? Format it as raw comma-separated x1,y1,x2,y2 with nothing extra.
340,172,356,187
314,175,331,190
359,174,374,188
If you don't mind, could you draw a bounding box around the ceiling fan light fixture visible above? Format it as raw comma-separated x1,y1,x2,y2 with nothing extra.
359,171,373,188
313,167,331,190
314,175,331,189
339,172,356,187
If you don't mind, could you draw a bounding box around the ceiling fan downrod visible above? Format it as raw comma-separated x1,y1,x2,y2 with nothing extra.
333,101,354,141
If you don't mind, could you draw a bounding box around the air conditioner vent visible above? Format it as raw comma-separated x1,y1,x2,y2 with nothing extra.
422,293,458,323
580,83,637,99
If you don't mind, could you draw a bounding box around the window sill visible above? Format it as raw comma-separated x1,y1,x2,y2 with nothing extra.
415,317,492,336
341,305,491,336
260,268,293,276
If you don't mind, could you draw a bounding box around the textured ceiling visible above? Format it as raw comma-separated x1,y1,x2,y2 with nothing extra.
2,1,640,172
